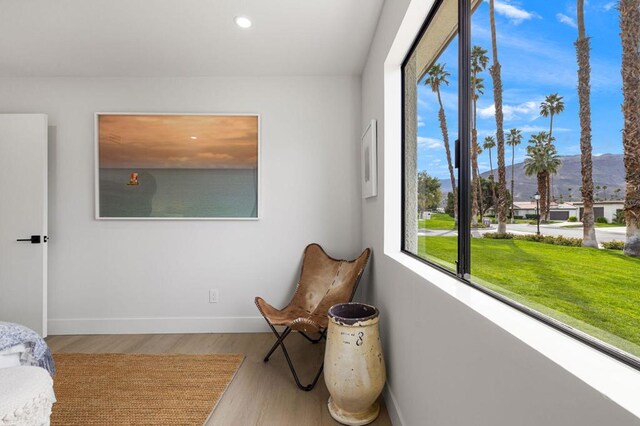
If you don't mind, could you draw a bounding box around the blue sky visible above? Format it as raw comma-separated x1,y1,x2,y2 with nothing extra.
417,0,622,179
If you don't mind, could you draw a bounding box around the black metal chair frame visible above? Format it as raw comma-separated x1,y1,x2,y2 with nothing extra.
263,322,327,391
258,244,370,392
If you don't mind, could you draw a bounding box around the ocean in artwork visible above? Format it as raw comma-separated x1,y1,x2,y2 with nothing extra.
99,168,258,218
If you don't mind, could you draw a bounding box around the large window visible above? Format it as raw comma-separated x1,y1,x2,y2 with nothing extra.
403,0,640,368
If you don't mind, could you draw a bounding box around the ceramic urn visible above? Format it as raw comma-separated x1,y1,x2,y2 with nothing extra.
324,303,386,426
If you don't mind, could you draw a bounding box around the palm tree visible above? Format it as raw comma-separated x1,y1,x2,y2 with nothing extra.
483,136,496,178
527,132,557,221
489,0,508,234
425,63,457,222
524,147,549,225
540,93,565,214
471,76,486,225
474,143,484,223
483,136,498,215
471,45,489,226
506,128,522,222
567,187,573,201
524,140,561,225
620,0,640,257
603,185,608,200
540,94,565,144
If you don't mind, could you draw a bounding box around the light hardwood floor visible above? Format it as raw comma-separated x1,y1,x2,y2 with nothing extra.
47,333,392,426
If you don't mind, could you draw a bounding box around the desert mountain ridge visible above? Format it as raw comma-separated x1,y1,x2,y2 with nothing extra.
439,153,625,202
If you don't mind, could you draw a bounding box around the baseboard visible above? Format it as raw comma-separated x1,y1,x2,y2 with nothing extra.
48,316,270,335
384,383,405,426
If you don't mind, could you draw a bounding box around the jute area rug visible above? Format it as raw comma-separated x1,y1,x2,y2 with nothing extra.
50,353,244,426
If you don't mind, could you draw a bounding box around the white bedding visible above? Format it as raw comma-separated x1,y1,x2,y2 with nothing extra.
0,366,54,426
0,344,28,369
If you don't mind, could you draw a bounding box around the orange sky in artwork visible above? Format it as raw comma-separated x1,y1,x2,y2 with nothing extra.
99,114,258,169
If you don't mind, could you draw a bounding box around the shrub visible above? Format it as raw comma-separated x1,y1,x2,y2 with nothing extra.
538,235,583,247
614,209,625,225
471,223,489,229
525,214,538,220
568,216,577,222
516,234,545,243
596,217,609,224
482,233,583,247
483,232,514,239
603,240,625,250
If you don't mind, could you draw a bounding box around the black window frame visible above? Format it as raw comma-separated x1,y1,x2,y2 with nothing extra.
400,0,640,371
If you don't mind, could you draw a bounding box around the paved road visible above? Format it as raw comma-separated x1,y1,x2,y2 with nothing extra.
419,223,626,243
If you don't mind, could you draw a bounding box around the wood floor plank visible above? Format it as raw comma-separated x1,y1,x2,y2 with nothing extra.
47,333,392,426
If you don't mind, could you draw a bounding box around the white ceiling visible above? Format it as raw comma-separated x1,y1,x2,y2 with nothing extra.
0,0,384,77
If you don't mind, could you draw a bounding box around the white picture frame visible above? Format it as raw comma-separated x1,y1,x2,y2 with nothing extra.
361,119,377,199
95,112,261,220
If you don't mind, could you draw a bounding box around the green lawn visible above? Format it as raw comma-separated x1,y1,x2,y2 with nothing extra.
418,213,456,230
418,236,640,355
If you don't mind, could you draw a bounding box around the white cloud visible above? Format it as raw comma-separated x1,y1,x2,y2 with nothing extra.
417,85,458,114
476,125,571,138
519,125,571,133
418,137,443,149
478,100,541,121
417,114,425,128
478,105,496,119
472,23,621,91
488,0,538,25
477,129,496,138
603,2,616,11
556,13,577,28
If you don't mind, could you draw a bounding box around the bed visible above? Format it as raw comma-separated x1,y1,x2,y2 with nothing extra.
0,324,55,426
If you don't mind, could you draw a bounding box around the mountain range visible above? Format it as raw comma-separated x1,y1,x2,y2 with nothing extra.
439,153,625,202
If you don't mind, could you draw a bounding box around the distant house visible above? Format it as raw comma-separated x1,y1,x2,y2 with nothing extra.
511,202,538,218
572,200,624,222
511,201,578,220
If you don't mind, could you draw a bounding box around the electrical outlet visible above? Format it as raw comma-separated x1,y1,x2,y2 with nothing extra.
209,289,219,303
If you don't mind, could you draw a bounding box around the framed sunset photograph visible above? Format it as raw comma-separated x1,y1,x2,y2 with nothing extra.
95,113,260,219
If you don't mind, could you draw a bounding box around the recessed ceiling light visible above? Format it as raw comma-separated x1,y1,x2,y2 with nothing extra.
234,16,252,29
190,136,197,140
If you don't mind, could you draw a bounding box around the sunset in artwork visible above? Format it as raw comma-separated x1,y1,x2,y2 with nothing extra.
97,114,259,218
98,114,258,169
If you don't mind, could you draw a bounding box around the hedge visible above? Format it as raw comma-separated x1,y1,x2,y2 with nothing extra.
483,232,583,247
602,240,625,250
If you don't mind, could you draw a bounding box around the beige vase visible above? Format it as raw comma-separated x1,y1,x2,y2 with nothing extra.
324,303,386,426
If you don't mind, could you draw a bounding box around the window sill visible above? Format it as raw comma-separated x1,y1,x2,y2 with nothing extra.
386,249,640,418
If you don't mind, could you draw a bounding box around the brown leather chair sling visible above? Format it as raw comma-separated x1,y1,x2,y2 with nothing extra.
255,243,371,391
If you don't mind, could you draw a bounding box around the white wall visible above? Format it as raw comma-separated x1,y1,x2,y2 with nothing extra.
0,76,363,334
361,1,640,425
602,203,624,222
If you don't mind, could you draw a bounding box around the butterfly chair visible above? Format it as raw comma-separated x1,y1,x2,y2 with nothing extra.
255,243,371,391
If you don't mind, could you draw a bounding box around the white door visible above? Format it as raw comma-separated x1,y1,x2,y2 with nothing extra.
0,114,48,336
